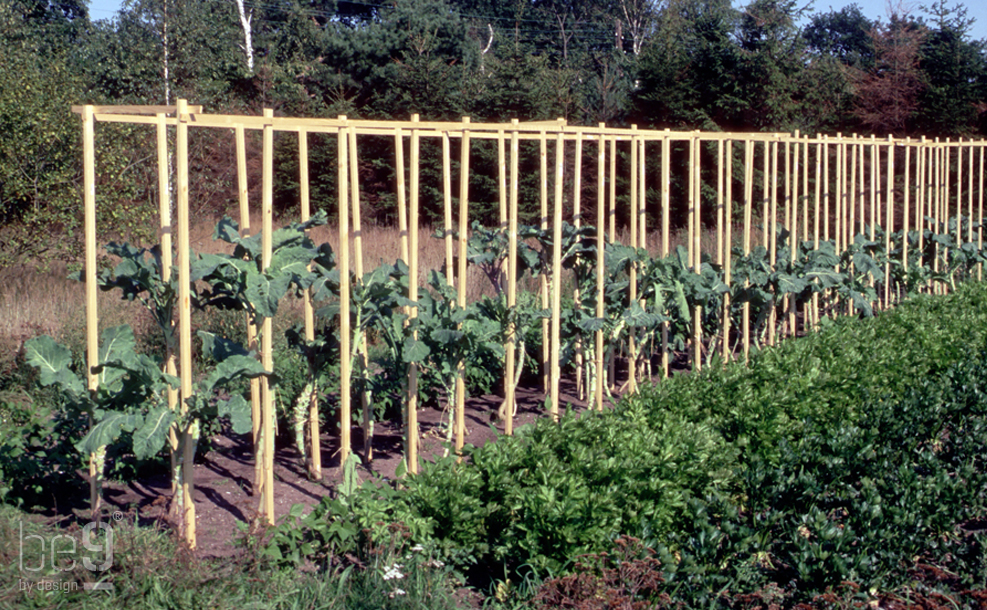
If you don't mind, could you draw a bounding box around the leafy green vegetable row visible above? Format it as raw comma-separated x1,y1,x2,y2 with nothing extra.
270,282,987,604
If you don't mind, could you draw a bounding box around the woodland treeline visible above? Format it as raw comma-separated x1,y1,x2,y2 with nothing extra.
1,0,986,262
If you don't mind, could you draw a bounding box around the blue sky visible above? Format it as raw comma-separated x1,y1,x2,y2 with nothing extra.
85,0,987,41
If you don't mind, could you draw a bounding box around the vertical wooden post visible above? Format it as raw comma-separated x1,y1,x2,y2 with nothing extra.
609,136,617,242
790,134,800,335
692,134,702,371
299,129,321,478
539,131,550,395
595,124,606,410
550,131,564,417
234,124,262,493
885,136,894,306
177,100,196,544
661,132,671,377
505,122,519,430
917,138,926,281
573,132,585,399
956,140,964,249
442,132,455,284
768,138,778,346
158,114,179,494
498,129,508,228
901,138,912,272
396,128,409,266
743,140,753,364
628,129,639,389
849,137,857,249
82,105,101,519
717,139,726,354
967,140,974,249
456,119,470,452
762,140,770,251
979,143,984,281
723,139,733,361
812,137,821,329
347,127,371,461
336,123,352,472
407,116,421,470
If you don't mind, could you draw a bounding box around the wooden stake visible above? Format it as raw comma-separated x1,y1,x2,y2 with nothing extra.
82,105,101,520
158,114,179,495
743,140,753,364
407,116,420,472
595,124,606,410
550,131,563,418
456,118,470,452
506,122,520,428
336,123,352,470
661,132,670,377
299,129,322,478
539,132,550,395
723,140,733,362
177,100,197,545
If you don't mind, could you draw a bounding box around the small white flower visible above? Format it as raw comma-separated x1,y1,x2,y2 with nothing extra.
389,588,407,598
382,564,405,581
411,543,425,553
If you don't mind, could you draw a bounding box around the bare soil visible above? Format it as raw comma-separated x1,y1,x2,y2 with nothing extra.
98,377,603,560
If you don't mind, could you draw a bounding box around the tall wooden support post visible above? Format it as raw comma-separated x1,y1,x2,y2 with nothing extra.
790,135,801,336
176,100,196,545
822,136,830,317
506,123,520,428
722,140,733,362
595,125,606,410
716,140,726,353
550,131,564,418
849,138,857,253
396,128,409,267
235,124,262,494
573,133,585,398
967,141,975,254
691,134,702,371
884,137,895,307
539,132,550,395
660,133,671,376
742,140,754,363
456,119,470,453
917,138,926,283
836,134,846,314
979,144,984,281
346,128,371,461
812,138,822,330
609,137,617,243
258,108,275,527
768,139,778,346
628,129,639,388
407,117,421,471
82,105,101,519
903,139,911,280
637,137,647,378
298,129,321,478
157,114,179,494
956,140,964,250
336,124,352,472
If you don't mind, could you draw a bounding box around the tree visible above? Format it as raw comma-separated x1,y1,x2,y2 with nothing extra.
853,13,927,134
915,0,986,135
633,0,743,129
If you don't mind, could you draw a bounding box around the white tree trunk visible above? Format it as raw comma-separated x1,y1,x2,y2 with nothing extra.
234,0,254,75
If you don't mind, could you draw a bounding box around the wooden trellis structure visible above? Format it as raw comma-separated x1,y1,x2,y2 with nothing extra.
75,102,986,548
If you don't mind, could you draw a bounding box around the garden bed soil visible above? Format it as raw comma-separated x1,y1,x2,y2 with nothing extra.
96,376,601,560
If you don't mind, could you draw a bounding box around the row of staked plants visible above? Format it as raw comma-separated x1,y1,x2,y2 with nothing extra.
267,280,987,607
3,212,986,507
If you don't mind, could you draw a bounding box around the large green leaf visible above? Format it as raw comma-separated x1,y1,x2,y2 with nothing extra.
217,394,253,435
198,354,270,396
23,335,86,400
97,325,137,390
198,331,251,361
246,272,292,318
132,405,174,460
77,411,142,456
403,337,431,364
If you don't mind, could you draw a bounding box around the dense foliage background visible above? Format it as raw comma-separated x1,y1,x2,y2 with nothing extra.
2,0,986,262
